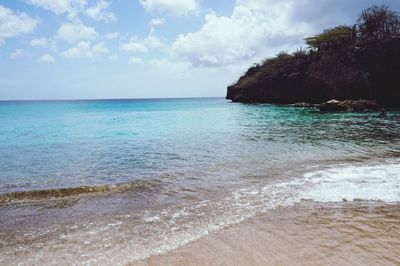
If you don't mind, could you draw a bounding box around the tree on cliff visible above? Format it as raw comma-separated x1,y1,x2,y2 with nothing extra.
357,5,400,43
305,5,400,51
227,5,400,106
305,26,355,51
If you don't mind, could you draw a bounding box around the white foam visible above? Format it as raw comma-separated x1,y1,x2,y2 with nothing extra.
82,161,399,263
143,215,161,223
88,161,399,263
6,161,399,266
300,162,400,203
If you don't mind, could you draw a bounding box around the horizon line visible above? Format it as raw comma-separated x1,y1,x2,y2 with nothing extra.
0,96,226,103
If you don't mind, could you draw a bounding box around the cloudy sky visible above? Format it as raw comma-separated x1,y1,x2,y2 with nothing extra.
0,0,399,100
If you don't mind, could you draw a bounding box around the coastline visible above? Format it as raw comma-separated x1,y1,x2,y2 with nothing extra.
138,201,400,266
1,164,399,265
1,99,399,265
2,3,400,266
1,158,399,265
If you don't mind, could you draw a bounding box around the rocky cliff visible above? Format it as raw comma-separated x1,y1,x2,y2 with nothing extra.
227,6,400,107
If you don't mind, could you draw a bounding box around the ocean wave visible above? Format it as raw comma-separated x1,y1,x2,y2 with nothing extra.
114,161,400,261
1,160,399,265
300,162,400,203
0,181,155,205
225,160,400,223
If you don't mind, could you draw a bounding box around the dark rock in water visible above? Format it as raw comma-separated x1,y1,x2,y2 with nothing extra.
288,102,318,108
319,99,380,112
377,109,388,118
319,100,344,111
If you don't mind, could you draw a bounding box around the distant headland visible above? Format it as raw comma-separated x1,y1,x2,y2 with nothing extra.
226,5,400,108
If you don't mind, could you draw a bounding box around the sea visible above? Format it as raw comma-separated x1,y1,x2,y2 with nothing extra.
0,98,399,265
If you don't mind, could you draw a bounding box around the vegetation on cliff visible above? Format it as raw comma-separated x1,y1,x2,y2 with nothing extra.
226,6,400,107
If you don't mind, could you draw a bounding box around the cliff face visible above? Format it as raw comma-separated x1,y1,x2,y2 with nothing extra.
227,38,400,107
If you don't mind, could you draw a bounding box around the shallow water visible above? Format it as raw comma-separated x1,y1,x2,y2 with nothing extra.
0,98,399,265
140,202,400,266
1,98,399,193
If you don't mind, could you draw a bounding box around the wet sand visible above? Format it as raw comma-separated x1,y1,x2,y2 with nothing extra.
138,202,400,266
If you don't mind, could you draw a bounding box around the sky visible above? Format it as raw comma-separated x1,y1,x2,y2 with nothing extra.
0,0,399,100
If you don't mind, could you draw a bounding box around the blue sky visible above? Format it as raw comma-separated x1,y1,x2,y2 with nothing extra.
0,0,399,100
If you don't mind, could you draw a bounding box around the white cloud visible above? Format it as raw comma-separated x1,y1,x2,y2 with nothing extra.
60,41,109,58
171,0,313,67
10,49,24,59
129,56,143,64
148,58,171,67
30,37,48,47
85,0,116,22
92,42,109,54
120,18,165,53
147,58,190,75
139,0,199,16
119,33,164,53
150,18,165,27
27,0,116,22
56,22,97,43
105,31,119,39
120,38,149,53
26,0,87,20
146,33,163,49
0,5,38,43
38,54,55,63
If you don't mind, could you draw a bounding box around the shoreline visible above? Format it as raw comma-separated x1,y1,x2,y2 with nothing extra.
1,192,399,265
137,201,400,266
1,159,399,265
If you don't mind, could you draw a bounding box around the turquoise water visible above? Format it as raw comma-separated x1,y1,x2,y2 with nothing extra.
1,98,400,264
0,98,399,194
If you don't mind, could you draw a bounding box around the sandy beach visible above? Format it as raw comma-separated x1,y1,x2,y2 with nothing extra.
138,202,400,266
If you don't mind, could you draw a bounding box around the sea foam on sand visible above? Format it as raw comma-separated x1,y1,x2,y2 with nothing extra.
300,162,400,203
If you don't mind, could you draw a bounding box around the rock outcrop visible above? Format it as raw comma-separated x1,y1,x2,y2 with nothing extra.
226,39,400,107
226,6,400,108
319,99,380,112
